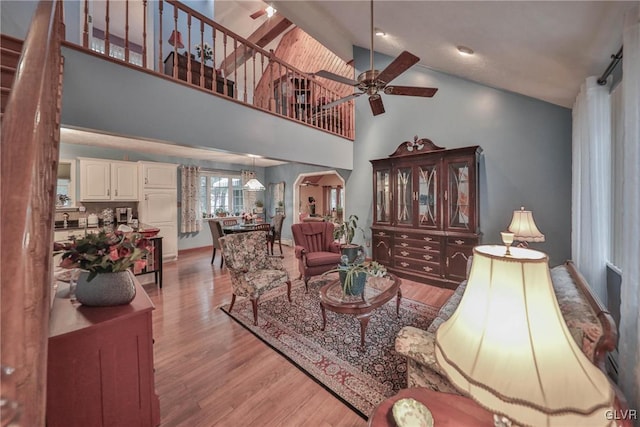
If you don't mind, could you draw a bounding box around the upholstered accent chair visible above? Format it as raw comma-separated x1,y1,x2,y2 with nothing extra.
270,214,285,255
291,222,342,291
219,231,291,325
208,220,225,267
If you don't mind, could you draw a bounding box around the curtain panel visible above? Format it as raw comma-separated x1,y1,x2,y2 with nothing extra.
619,4,640,410
571,76,611,305
180,165,201,233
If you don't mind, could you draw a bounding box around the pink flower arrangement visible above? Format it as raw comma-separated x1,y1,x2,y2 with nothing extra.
241,212,256,222
56,231,151,281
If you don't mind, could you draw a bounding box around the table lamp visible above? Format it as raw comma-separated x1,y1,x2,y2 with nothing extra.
168,30,184,49
507,207,544,247
435,245,614,426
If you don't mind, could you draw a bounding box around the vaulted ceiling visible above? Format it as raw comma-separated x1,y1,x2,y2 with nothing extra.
265,1,635,108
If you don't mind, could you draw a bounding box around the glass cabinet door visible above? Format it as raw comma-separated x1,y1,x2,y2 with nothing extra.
396,167,413,225
375,169,391,223
418,164,438,228
447,161,472,230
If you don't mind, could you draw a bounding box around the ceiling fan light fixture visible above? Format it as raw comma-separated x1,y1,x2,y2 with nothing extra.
457,45,475,56
375,27,386,37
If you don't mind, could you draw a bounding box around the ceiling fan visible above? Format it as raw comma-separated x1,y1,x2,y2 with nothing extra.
300,180,319,187
313,0,438,116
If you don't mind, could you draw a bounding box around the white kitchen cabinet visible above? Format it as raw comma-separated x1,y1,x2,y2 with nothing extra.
79,158,138,201
140,162,177,189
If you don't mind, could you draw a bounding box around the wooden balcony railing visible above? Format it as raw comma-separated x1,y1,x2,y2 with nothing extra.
1,1,65,425
76,0,354,140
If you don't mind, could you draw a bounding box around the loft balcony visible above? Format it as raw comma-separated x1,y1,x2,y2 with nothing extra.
60,0,355,141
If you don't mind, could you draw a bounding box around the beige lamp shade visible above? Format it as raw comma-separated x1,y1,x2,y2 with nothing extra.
435,245,614,426
244,178,265,191
508,207,545,242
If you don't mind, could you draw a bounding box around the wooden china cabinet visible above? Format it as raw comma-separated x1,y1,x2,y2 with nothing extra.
370,136,482,289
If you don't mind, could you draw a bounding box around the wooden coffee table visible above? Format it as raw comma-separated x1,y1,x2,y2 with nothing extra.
319,273,401,347
368,388,493,427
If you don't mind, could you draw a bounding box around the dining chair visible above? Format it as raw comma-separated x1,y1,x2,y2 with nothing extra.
222,219,238,226
253,223,272,252
270,214,285,255
208,220,225,268
219,231,291,325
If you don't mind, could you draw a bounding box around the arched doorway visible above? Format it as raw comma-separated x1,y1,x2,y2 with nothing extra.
293,171,345,223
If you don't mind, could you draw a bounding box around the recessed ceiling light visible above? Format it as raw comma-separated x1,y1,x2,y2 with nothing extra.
457,45,474,56
375,28,386,37
265,5,276,18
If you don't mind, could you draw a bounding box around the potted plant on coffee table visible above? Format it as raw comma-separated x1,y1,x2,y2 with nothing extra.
334,214,365,263
325,256,387,296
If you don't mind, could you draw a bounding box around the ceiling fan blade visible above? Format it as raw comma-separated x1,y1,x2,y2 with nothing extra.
250,9,266,19
314,70,359,86
322,93,363,110
384,86,438,97
376,51,420,85
369,95,385,116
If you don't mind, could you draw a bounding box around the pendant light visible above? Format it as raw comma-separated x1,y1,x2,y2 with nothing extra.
244,155,265,191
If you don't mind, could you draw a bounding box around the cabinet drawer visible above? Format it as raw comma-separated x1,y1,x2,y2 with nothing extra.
395,239,440,253
447,236,478,247
394,247,440,263
395,231,440,243
372,229,392,238
394,257,441,275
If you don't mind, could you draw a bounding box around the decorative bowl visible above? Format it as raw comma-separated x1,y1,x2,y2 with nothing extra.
392,398,434,427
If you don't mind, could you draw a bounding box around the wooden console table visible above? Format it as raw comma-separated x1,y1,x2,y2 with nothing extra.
47,278,160,426
367,388,492,427
135,236,163,288
163,51,234,97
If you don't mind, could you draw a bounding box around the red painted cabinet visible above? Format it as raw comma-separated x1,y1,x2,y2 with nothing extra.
47,280,160,426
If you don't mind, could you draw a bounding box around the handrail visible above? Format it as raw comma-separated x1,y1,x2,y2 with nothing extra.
77,0,354,139
0,0,65,425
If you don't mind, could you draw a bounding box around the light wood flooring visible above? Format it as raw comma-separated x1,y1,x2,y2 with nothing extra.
142,245,454,427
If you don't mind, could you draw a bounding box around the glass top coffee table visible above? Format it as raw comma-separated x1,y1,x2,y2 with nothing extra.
319,273,401,347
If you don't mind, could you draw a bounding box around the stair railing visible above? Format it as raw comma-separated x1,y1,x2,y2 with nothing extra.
76,0,354,139
0,1,65,425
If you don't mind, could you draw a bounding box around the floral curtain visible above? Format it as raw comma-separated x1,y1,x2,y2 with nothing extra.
180,165,201,233
619,4,640,411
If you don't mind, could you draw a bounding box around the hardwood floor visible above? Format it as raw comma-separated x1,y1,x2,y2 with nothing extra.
142,245,453,427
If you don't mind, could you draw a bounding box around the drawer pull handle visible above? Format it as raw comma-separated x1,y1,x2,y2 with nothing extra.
455,239,465,245
378,231,387,236
423,246,432,250
400,243,408,247
400,262,410,267
400,251,409,256
400,234,408,239
422,266,433,272
422,254,433,260
423,237,432,241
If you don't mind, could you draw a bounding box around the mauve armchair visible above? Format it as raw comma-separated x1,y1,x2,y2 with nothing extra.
291,222,342,292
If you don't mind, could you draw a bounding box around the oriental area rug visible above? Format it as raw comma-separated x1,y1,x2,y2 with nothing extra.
220,277,438,418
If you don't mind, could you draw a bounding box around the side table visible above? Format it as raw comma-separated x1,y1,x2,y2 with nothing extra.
368,388,493,427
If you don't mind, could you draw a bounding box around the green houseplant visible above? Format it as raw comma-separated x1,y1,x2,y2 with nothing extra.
254,199,264,213
325,256,387,296
334,214,365,263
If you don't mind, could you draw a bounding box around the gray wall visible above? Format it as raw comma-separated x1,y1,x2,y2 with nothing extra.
347,46,572,266
60,46,353,170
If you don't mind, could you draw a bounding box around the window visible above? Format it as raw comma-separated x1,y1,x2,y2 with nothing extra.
200,172,244,217
330,187,343,210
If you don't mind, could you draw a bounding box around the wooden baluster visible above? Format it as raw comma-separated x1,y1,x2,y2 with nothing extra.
232,37,238,99
105,0,110,57
199,21,205,88
171,4,179,79
211,28,216,81
243,44,247,103
252,49,256,106
222,33,228,96
83,0,89,48
187,13,192,84
158,0,163,72
142,0,147,68
265,54,272,111
124,0,130,63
